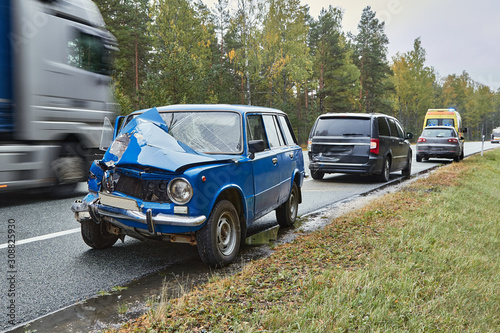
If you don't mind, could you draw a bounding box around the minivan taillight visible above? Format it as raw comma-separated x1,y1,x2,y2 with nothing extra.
417,137,426,143
448,138,458,143
370,138,379,154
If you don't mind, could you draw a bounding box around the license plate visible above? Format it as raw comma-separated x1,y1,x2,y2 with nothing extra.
99,192,139,211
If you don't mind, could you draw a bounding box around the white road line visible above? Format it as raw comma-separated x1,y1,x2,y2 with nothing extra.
0,228,80,249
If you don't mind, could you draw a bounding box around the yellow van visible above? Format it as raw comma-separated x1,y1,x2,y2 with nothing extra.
423,108,466,138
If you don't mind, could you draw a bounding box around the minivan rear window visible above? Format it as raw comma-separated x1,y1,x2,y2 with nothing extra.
313,117,370,137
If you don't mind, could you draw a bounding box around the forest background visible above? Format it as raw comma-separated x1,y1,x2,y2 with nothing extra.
94,0,500,143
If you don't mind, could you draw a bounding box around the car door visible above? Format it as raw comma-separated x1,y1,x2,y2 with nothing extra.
387,118,407,170
247,114,282,219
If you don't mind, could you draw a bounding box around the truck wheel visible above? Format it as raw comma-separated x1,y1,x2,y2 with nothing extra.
196,200,241,267
276,182,299,227
51,155,87,198
310,170,324,180
401,152,412,178
376,157,391,182
81,220,118,249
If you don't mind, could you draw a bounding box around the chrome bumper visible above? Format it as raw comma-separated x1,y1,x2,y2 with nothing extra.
72,198,206,233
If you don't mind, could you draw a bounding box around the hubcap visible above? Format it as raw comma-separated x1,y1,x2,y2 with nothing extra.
217,213,236,256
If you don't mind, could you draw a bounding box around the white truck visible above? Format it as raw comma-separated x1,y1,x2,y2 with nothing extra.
0,0,117,195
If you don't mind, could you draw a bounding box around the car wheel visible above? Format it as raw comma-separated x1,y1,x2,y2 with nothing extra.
196,200,241,267
81,220,119,249
276,182,299,228
310,170,324,180
454,154,460,162
402,151,412,178
460,148,464,160
376,157,391,182
416,154,422,162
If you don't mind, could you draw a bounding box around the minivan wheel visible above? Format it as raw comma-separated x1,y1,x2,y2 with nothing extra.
310,170,324,180
376,157,391,182
196,200,241,267
402,152,412,178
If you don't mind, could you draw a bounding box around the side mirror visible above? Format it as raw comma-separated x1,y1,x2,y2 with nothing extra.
406,132,414,140
462,127,468,134
248,140,265,159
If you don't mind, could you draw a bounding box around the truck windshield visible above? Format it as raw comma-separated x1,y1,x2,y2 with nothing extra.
426,119,454,127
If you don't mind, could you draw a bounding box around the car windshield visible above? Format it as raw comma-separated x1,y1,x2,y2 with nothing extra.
158,111,243,154
422,128,456,138
426,118,454,127
313,117,370,137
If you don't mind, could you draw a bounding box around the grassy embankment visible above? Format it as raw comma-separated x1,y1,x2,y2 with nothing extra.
112,149,499,332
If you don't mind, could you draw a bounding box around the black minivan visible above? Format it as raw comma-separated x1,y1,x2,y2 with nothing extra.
307,113,413,181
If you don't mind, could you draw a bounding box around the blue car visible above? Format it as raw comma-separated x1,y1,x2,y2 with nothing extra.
72,105,305,267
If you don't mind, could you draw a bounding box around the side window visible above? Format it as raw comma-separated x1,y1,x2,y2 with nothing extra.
278,115,297,145
247,115,269,149
387,118,401,138
68,31,111,75
377,117,390,136
262,115,285,148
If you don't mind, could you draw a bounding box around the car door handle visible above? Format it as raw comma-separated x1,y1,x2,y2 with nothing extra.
272,157,278,165
289,152,294,159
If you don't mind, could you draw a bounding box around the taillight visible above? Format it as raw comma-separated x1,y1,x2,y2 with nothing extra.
417,137,426,143
370,138,379,154
448,138,459,143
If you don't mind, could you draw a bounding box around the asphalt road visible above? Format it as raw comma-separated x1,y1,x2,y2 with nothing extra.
0,141,497,331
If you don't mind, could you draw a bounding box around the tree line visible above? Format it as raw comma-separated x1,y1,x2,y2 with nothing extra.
95,0,500,143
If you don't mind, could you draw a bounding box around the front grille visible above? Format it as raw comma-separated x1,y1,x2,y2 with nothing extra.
114,174,172,203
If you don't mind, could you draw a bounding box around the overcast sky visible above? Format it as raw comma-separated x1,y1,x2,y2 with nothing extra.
205,0,500,91
304,0,500,90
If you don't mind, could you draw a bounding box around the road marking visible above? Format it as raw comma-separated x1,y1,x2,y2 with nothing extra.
0,228,80,249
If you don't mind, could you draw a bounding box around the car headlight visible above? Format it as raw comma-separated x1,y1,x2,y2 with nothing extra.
167,178,193,205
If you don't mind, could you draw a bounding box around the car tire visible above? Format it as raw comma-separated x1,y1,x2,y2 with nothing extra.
416,154,422,162
376,157,391,182
402,151,412,178
276,182,299,228
460,148,464,160
310,170,324,180
81,220,119,249
454,154,460,162
196,200,241,267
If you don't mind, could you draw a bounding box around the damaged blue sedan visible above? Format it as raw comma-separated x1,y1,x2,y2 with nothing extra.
71,105,305,267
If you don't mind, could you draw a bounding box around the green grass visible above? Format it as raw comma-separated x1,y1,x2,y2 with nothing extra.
113,149,500,332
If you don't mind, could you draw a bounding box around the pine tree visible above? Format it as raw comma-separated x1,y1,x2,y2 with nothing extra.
353,6,393,113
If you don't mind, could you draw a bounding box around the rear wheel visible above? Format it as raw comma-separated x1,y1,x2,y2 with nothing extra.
416,154,422,162
402,151,412,178
196,200,241,267
376,157,391,182
276,182,299,227
310,170,324,180
81,220,119,249
454,154,460,162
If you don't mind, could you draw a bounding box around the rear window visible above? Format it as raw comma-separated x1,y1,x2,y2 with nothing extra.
313,117,371,137
422,128,456,137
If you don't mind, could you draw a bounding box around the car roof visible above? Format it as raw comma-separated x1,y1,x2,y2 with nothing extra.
130,104,286,116
318,112,391,119
423,126,457,131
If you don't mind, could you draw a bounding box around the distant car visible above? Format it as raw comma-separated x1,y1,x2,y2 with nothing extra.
71,105,305,267
416,126,464,162
307,113,413,182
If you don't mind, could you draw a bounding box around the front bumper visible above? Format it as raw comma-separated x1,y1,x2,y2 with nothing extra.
72,193,206,234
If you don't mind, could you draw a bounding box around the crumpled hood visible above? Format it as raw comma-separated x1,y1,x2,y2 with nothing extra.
102,107,234,172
